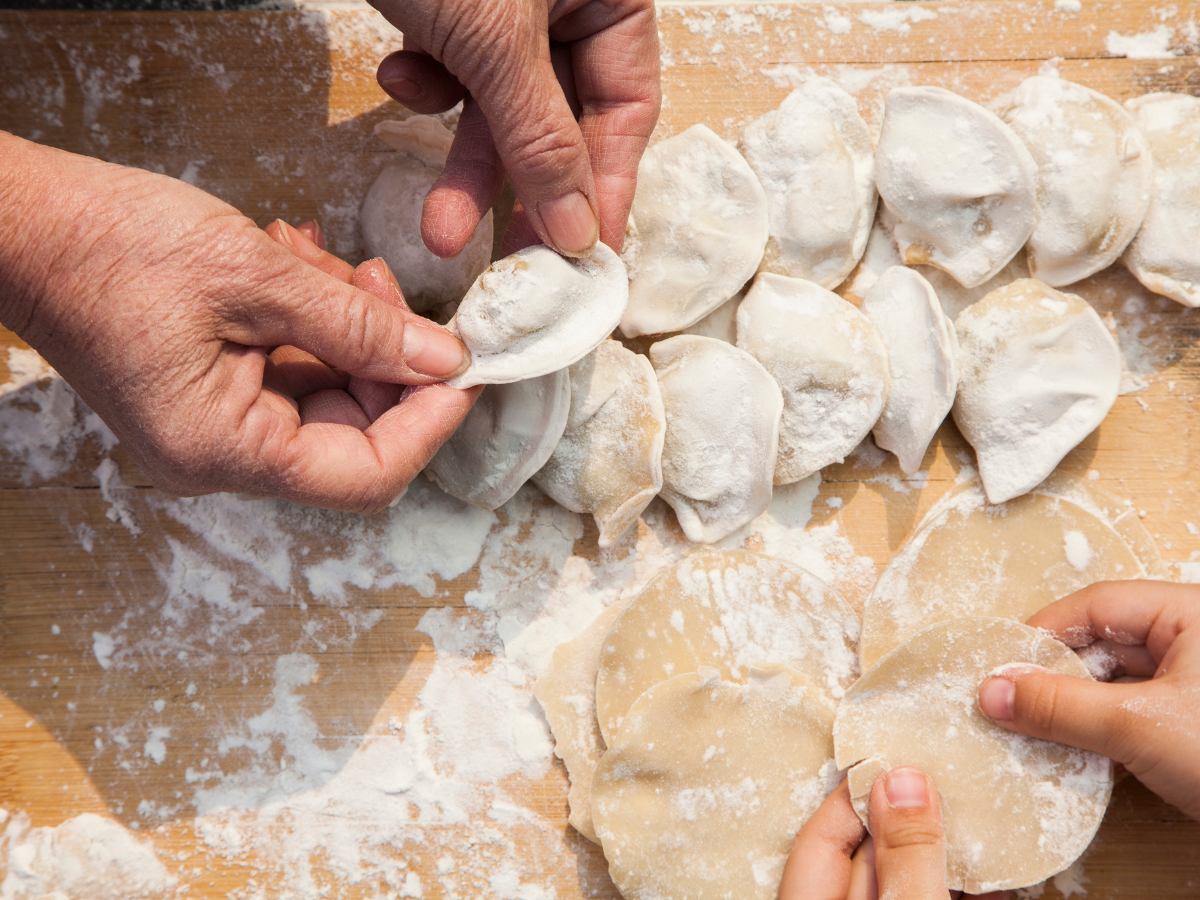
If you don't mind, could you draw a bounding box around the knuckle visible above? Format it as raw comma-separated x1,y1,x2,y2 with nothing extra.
1020,677,1066,734
880,811,943,850
507,126,584,184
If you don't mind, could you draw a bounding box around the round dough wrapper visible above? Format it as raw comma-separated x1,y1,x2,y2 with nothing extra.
360,117,493,314
999,76,1153,287
533,340,666,548
740,77,877,289
425,369,570,510
650,336,782,543
858,480,1150,669
834,617,1113,894
681,287,744,345
876,86,1038,289
952,278,1121,504
446,243,629,388
593,666,839,900
843,205,1030,321
1121,92,1200,307
595,548,860,745
737,273,889,484
620,124,769,337
533,599,629,844
860,266,959,475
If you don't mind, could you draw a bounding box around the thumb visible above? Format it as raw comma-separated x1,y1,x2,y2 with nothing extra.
869,767,949,899
978,666,1140,763
459,12,599,256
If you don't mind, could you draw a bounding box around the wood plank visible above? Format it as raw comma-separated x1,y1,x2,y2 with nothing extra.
2,4,1200,898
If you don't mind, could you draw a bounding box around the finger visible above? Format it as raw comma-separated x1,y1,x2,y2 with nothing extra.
869,767,949,899
353,257,412,311
846,836,877,900
438,7,599,257
298,389,371,430
376,49,467,113
265,219,355,283
264,346,350,397
243,381,479,512
977,666,1146,763
553,0,661,251
778,780,866,900
423,96,506,259
222,237,469,384
349,376,404,423
295,220,326,251
1075,639,1159,681
499,200,544,257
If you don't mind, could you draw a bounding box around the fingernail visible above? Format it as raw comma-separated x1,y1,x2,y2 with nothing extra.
310,221,326,251
379,76,421,102
538,191,598,256
979,677,1016,721
885,768,930,809
284,221,323,259
404,322,469,378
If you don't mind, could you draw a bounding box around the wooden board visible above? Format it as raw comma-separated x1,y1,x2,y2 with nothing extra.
3,3,1200,898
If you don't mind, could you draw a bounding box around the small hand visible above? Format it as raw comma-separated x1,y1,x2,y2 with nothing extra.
780,770,1008,900
979,580,1200,820
368,0,661,258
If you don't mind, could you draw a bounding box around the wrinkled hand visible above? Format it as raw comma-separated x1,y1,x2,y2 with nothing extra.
370,0,660,258
979,580,1200,820
781,772,1008,900
0,134,478,512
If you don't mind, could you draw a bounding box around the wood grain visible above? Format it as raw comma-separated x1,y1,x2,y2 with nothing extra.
3,3,1200,898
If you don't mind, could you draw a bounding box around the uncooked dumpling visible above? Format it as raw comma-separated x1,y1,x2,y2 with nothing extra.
737,274,889,484
876,86,1038,288
650,336,782,542
857,480,1150,669
620,125,769,337
681,287,744,345
952,279,1121,503
740,77,877,289
533,599,629,844
593,666,839,900
594,548,859,745
445,243,628,388
999,76,1153,287
834,617,1112,894
532,341,666,547
1122,92,1200,307
860,266,958,474
843,206,1030,320
360,117,493,314
425,369,570,510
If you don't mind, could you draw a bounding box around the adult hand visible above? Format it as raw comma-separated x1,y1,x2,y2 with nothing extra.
369,0,661,259
979,580,1200,820
0,133,478,512
781,770,1008,900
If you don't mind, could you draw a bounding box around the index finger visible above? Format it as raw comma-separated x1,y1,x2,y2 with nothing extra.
779,779,866,900
552,0,661,251
1026,580,1200,665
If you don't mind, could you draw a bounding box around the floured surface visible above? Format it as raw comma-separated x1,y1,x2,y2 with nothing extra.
593,667,838,900
858,480,1152,668
594,548,860,744
835,618,1113,893
3,5,1200,900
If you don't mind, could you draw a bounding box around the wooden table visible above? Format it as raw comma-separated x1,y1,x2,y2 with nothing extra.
3,3,1200,897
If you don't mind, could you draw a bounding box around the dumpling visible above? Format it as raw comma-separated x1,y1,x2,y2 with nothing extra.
1121,92,1200,307
680,286,744,345
860,266,959,474
650,335,782,543
842,206,1030,320
532,341,666,547
876,86,1039,288
425,369,570,510
999,76,1153,287
620,125,769,337
445,243,628,388
739,77,877,289
736,274,889,484
952,278,1121,503
360,117,493,314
